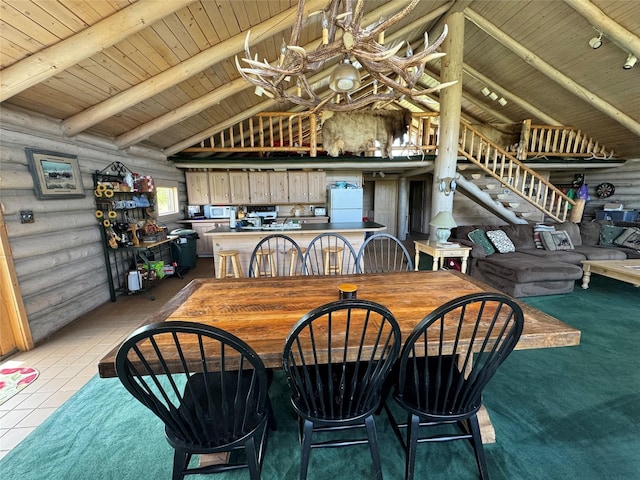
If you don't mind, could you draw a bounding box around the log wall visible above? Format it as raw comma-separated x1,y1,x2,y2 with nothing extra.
1,108,186,344
550,159,640,220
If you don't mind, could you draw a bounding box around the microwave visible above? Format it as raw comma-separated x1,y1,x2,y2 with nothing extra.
204,205,232,219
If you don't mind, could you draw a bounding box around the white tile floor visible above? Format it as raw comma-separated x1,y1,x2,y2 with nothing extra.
0,259,215,460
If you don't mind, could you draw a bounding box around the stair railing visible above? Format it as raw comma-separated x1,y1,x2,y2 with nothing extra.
458,120,576,222
518,119,614,159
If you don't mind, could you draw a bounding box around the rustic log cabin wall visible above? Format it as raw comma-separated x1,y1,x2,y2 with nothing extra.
550,160,640,221
1,108,185,344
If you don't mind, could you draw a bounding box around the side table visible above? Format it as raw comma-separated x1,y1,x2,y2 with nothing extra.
414,240,472,274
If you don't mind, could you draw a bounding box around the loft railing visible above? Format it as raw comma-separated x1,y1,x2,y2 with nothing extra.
516,119,614,159
458,120,575,222
184,112,318,156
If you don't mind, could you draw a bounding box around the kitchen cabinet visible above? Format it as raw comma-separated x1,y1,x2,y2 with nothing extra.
208,172,230,204
269,171,289,203
190,222,217,256
288,171,308,203
185,171,210,204
249,172,270,204
229,171,251,204
307,171,326,203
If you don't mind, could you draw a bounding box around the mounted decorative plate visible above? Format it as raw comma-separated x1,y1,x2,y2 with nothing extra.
595,182,615,198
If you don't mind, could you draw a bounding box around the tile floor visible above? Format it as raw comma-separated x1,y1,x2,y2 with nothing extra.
0,258,216,460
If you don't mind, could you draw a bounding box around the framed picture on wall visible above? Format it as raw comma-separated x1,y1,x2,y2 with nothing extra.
25,148,85,199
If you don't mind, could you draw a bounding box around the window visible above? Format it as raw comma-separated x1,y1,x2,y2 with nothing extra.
156,186,179,216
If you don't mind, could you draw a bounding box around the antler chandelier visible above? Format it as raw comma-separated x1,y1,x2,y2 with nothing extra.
236,0,456,112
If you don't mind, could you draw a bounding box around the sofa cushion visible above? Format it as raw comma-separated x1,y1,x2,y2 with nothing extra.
579,221,602,246
573,246,628,261
486,230,516,253
540,230,574,251
501,224,536,250
518,248,587,265
474,252,583,283
556,222,582,246
468,229,496,255
600,225,626,246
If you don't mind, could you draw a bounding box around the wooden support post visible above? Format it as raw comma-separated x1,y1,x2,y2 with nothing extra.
431,11,465,239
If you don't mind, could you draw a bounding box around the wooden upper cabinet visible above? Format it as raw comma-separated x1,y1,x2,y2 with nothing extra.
307,171,326,203
249,172,270,204
185,171,210,205
269,172,289,203
228,171,251,204
288,171,308,203
208,172,230,204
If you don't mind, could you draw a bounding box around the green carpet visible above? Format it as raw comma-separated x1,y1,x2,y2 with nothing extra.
2,276,639,479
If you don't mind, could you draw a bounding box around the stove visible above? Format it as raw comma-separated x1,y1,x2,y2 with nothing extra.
247,205,278,220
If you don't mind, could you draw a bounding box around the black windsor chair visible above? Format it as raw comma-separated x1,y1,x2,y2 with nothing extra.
282,300,401,480
357,233,414,273
248,234,305,277
115,321,272,480
383,292,524,480
302,232,359,275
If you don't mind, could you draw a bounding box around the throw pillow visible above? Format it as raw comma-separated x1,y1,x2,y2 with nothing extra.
600,225,626,246
613,227,640,246
468,229,496,255
622,230,640,251
613,227,640,251
540,230,575,251
486,230,516,253
534,224,556,249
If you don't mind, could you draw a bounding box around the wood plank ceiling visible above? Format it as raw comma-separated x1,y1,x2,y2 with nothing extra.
1,0,638,160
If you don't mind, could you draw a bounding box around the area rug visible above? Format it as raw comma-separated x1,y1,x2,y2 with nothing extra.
0,367,39,405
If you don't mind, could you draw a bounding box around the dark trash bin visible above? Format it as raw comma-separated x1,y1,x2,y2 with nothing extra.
170,229,199,273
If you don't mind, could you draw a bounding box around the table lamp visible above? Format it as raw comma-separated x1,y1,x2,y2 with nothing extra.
430,211,457,244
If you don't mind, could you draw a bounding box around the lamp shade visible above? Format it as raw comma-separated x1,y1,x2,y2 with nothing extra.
430,211,457,228
329,61,361,93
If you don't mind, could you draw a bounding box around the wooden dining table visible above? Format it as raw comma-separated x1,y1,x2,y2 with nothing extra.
98,270,581,443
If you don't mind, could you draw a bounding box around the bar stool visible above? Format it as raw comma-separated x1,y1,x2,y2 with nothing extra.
253,249,277,277
217,250,243,278
323,246,343,275
289,247,306,276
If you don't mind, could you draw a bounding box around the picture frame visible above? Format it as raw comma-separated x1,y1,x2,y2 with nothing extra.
25,148,85,199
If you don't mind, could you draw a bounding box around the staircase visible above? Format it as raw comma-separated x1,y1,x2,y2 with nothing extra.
457,121,576,223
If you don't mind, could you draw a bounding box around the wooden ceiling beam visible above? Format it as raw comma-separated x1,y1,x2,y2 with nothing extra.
564,0,640,59
121,1,450,151
61,0,337,137
465,8,640,137
462,64,562,126
0,0,193,102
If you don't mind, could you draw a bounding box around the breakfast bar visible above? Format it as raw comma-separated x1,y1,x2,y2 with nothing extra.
204,221,386,275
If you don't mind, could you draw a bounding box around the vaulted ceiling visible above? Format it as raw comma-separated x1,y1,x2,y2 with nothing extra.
1,0,639,160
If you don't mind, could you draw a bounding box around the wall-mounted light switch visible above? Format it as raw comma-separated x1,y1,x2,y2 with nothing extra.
20,210,34,223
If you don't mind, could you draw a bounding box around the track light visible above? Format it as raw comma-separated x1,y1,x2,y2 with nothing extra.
588,32,603,49
623,54,637,70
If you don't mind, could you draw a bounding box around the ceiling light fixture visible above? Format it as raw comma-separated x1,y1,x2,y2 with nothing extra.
488,92,498,101
236,0,457,111
623,53,637,69
481,87,491,96
588,31,603,49
329,58,361,93
498,97,508,106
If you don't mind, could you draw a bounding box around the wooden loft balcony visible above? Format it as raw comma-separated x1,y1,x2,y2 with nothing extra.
180,112,616,162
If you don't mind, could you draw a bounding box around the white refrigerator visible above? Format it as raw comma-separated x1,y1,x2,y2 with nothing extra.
328,188,364,223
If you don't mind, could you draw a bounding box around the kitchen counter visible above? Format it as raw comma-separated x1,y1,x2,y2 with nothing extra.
204,222,386,275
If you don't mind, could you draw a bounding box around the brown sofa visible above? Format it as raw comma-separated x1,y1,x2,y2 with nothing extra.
452,221,639,297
